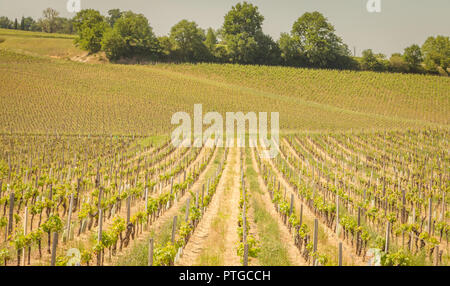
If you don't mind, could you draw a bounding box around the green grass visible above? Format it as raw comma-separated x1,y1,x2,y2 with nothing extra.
0,28,76,39
139,135,169,148
0,29,82,58
196,210,228,266
1,29,449,135
156,63,450,127
245,148,292,266
1,48,448,136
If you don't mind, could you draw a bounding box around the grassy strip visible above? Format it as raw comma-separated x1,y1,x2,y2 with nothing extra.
0,28,76,39
137,135,169,149
196,210,227,265
244,148,291,266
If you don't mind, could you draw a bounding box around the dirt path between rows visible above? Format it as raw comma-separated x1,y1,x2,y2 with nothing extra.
177,147,241,266
176,149,231,266
221,147,242,266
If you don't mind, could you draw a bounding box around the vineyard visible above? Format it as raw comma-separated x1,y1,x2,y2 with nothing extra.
0,31,449,266
1,46,449,135
0,130,448,266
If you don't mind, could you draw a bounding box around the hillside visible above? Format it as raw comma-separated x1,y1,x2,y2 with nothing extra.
0,28,81,58
0,32,448,135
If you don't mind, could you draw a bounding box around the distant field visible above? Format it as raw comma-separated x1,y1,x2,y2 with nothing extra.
0,33,448,135
0,28,82,58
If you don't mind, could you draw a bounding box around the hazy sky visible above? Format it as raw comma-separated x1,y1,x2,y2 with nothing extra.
1,0,449,56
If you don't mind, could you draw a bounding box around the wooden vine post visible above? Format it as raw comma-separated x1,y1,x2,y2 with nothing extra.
97,209,103,266
313,219,318,266
148,238,154,266
243,243,249,266
144,187,149,227
356,207,361,253
66,194,73,241
336,195,340,235
385,221,390,253
201,184,205,213
23,207,28,265
427,197,432,234
50,232,58,266
126,196,131,224
171,216,177,243
185,198,190,222
299,204,303,227
7,192,15,236
434,246,439,266
289,193,294,216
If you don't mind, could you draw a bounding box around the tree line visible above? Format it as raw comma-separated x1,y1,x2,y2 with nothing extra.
1,3,449,75
0,8,74,34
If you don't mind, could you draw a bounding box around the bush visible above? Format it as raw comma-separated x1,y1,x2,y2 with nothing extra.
381,250,411,266
73,9,108,53
101,11,161,61
101,29,126,60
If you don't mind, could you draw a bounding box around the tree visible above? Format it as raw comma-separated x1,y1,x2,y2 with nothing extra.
422,36,450,73
0,17,12,29
169,19,210,62
101,30,126,60
107,9,122,27
403,44,423,72
13,18,18,30
290,12,353,68
73,9,108,53
158,36,174,58
278,32,305,66
389,53,408,73
22,17,35,31
213,44,229,63
41,8,59,33
221,2,278,65
221,1,261,64
253,32,281,65
54,17,74,34
204,28,217,54
30,21,41,32
222,2,263,36
361,49,386,71
20,16,25,30
101,11,161,61
224,31,259,64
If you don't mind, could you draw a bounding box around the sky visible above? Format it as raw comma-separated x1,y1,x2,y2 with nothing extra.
1,0,449,56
